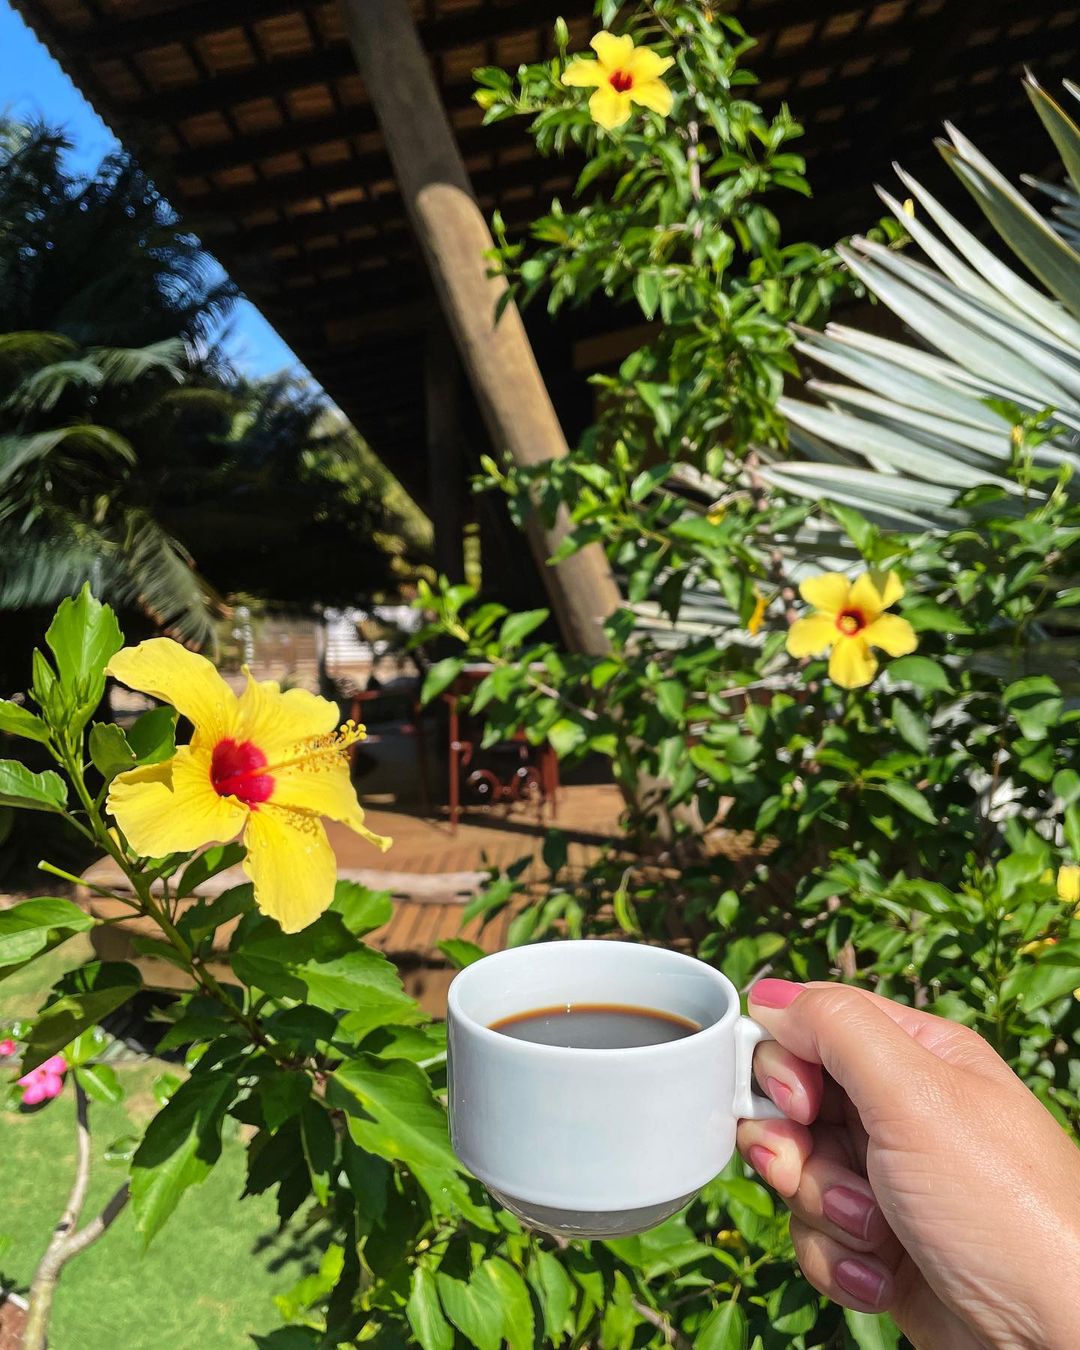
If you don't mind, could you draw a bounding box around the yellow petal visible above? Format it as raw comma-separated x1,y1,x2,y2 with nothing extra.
798,572,850,616
242,806,337,934
272,756,392,853
589,85,633,129
590,31,635,71
1058,865,1080,904
786,614,836,658
107,747,246,856
629,78,673,117
562,57,605,88
625,48,675,82
863,613,918,658
850,570,904,621
829,635,878,688
234,670,339,760
106,639,237,743
747,591,768,636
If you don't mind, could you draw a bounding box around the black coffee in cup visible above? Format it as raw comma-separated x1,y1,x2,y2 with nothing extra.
490,1003,699,1049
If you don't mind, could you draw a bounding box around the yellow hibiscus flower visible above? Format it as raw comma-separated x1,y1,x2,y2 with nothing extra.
562,31,674,130
1058,864,1080,907
786,570,917,689
105,640,390,933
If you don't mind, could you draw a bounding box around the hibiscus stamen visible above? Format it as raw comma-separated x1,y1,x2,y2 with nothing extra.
836,610,866,636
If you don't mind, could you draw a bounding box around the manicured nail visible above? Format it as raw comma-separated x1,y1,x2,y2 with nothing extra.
765,1076,794,1114
747,1145,775,1178
824,1186,880,1241
836,1258,888,1308
749,978,803,1009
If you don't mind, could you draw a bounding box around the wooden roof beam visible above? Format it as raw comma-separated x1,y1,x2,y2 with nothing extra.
184,145,576,219
81,0,593,60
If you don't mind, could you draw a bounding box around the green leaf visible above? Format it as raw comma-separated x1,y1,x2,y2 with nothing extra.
903,602,973,634
0,897,95,971
499,609,548,649
421,658,465,704
996,851,1046,901
330,881,393,937
479,1257,534,1350
696,1300,748,1350
828,502,875,554
301,1098,336,1206
629,464,673,502
548,718,587,757
130,1068,235,1244
844,1309,901,1350
89,723,135,780
886,654,952,693
45,584,124,725
1003,944,1080,1012
407,1267,454,1350
656,681,686,721
176,843,246,899
23,962,140,1071
178,884,253,947
890,698,929,753
231,920,420,1035
126,705,177,764
257,1069,312,1131
528,1250,575,1345
331,1055,457,1175
436,1270,504,1350
437,938,486,969
873,779,936,825
74,1063,123,1104
0,700,50,744
0,760,67,813
1054,769,1080,808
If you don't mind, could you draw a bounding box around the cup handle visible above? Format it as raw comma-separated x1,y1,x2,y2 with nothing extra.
733,1016,786,1121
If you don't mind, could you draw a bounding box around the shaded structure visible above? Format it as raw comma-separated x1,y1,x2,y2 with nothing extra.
11,0,1080,630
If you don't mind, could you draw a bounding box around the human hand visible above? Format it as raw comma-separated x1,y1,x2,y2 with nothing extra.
738,980,1080,1349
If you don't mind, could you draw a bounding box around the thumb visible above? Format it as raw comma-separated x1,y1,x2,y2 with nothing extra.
747,980,951,1120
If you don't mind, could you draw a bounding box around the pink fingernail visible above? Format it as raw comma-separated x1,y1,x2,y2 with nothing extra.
748,978,803,1009
836,1258,888,1308
823,1186,880,1241
747,1145,774,1178
765,1076,793,1114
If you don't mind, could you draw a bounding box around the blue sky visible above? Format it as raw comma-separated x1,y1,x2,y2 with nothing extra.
0,1,301,377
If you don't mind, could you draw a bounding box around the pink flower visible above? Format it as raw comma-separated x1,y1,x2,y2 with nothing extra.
0,1039,15,1057
17,1055,67,1106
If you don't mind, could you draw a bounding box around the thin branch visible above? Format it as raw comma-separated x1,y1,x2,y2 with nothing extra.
63,1182,131,1260
632,1298,693,1349
58,1080,92,1239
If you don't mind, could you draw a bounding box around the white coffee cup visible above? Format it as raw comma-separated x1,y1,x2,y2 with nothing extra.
447,939,785,1238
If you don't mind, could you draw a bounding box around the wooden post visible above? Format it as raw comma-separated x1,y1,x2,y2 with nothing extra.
424,323,466,584
339,0,621,656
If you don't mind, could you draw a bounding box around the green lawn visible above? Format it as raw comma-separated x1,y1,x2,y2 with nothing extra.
1,940,322,1348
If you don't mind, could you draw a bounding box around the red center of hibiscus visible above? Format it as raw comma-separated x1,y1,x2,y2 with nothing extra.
210,738,274,805
609,69,634,92
836,609,866,636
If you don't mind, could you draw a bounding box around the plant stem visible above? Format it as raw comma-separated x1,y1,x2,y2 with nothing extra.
23,1082,130,1350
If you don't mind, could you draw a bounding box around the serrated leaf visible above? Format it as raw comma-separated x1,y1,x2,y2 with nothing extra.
695,1300,747,1350
329,881,393,937
528,1250,575,1345
437,938,486,969
407,1267,454,1350
23,962,140,1071
89,723,135,780
436,1270,504,1350
331,1054,457,1175
126,705,176,764
130,1068,235,1244
301,1098,335,1206
45,585,123,726
176,843,246,898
